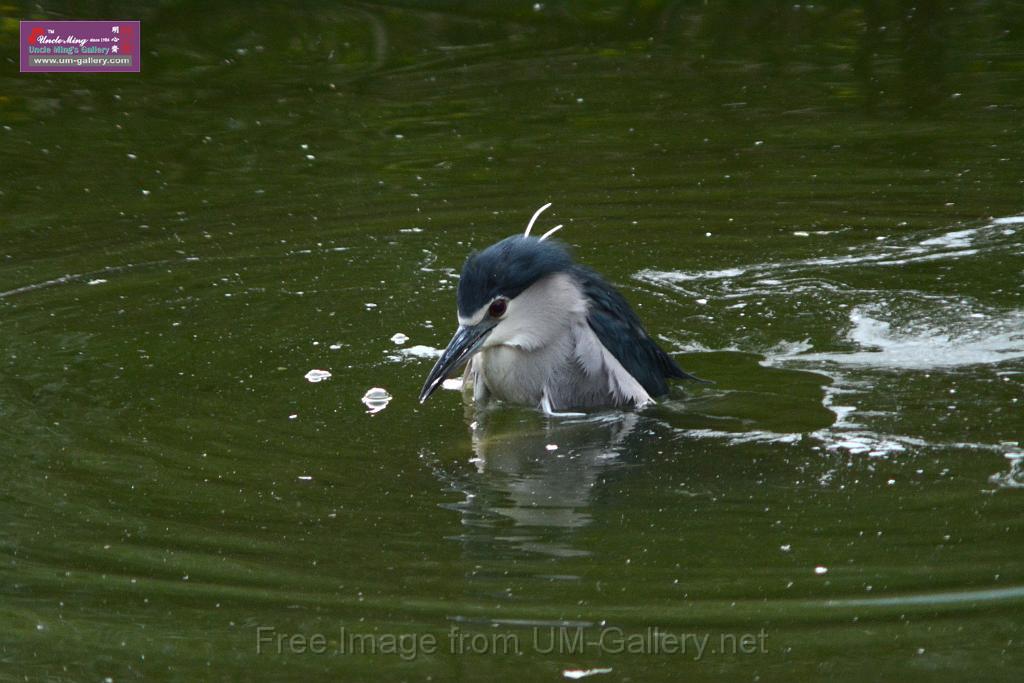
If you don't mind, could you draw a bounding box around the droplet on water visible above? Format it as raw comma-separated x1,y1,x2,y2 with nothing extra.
391,333,409,345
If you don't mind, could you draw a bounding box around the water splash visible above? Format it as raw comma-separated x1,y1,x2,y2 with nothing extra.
641,213,1024,465
989,444,1024,489
781,305,1024,370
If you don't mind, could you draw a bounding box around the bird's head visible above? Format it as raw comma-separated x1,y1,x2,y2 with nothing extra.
419,204,576,404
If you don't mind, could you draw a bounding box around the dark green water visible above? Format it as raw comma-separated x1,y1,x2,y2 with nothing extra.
2,2,1023,680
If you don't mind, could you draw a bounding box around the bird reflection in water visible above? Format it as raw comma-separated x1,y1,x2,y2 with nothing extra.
431,404,640,558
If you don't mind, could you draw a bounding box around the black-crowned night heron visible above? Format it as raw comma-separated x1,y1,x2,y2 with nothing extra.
419,204,705,413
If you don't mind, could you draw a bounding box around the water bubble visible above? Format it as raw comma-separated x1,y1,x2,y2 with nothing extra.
391,333,409,345
563,667,613,679
304,369,332,383
362,387,392,414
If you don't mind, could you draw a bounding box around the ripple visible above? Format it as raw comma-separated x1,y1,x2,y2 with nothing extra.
636,214,1022,291
825,584,1024,608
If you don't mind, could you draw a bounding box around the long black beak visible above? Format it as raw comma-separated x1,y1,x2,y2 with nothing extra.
419,323,495,404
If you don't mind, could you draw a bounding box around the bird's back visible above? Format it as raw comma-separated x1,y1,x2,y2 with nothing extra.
572,266,697,398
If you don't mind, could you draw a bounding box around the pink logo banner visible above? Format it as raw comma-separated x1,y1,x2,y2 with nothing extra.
20,20,140,73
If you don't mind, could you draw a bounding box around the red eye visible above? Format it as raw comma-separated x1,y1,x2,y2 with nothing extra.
488,298,507,318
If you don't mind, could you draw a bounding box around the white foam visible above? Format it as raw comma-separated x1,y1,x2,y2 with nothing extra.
919,228,978,249
388,344,443,362
990,443,1024,488
681,428,803,446
818,431,911,456
786,307,1024,370
637,267,746,283
767,339,814,358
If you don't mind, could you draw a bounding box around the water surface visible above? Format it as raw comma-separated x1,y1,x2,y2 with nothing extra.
1,2,1023,680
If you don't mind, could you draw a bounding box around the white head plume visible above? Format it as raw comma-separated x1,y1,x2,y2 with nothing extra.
523,202,552,237
539,224,563,241
523,202,564,241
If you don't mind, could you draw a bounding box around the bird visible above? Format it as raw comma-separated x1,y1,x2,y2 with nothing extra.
418,204,706,414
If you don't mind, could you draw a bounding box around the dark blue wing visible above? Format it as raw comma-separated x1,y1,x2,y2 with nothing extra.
573,266,703,397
